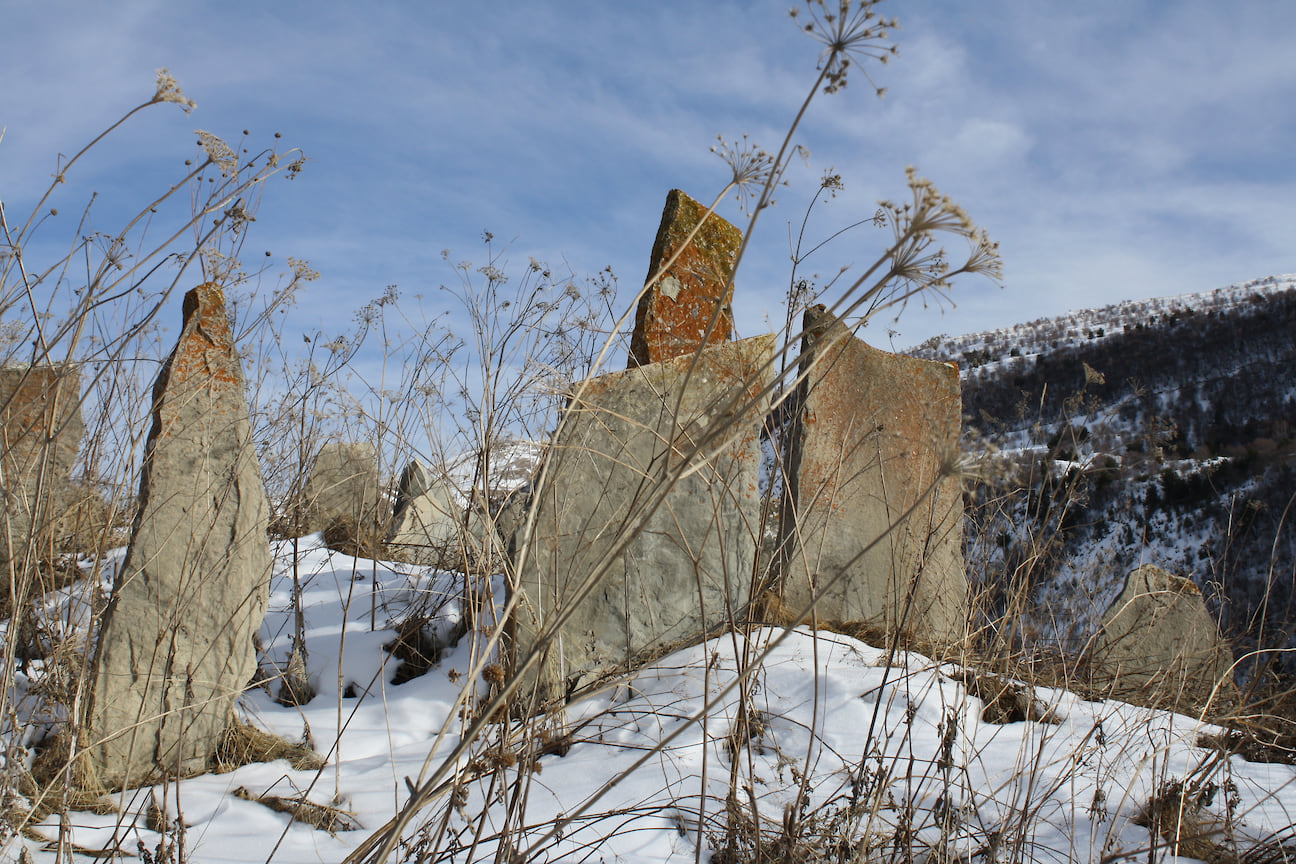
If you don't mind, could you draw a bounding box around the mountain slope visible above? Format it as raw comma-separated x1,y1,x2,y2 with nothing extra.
911,275,1296,675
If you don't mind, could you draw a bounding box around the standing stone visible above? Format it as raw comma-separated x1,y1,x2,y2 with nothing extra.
628,189,743,367
304,441,385,548
1092,564,1237,711
86,284,272,788
393,458,431,505
1,363,84,609
384,459,464,567
776,306,967,646
513,336,774,703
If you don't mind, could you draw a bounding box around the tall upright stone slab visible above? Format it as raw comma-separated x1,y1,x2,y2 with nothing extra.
1,363,83,607
1092,564,1237,711
513,336,774,702
628,189,742,367
777,306,967,645
87,284,272,788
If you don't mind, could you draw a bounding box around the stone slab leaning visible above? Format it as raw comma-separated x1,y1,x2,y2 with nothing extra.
511,335,774,705
86,284,272,789
776,305,968,647
385,459,464,567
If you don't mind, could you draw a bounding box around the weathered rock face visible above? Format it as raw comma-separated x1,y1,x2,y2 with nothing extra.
87,284,272,788
776,306,967,646
513,335,773,703
1,363,84,606
1092,564,1237,711
304,441,385,547
384,460,464,567
628,189,742,367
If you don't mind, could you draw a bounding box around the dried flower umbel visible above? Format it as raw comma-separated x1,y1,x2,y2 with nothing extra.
711,135,776,214
873,167,1002,287
152,67,196,113
195,130,238,176
790,0,899,96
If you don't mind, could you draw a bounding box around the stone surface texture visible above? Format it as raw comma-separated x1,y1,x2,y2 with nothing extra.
304,441,384,538
628,189,742,367
1092,564,1237,710
87,284,272,788
777,306,967,645
0,363,83,597
513,335,773,702
384,459,464,567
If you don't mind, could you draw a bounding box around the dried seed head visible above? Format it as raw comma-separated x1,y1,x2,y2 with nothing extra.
195,130,237,175
152,68,196,113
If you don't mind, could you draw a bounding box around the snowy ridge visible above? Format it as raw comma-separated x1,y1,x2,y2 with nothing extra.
909,274,1296,375
939,273,1296,666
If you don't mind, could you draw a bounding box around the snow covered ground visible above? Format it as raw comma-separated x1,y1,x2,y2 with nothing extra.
9,536,1296,863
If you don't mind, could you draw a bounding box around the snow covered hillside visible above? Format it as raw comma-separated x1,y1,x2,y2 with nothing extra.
8,538,1296,862
912,275,1296,671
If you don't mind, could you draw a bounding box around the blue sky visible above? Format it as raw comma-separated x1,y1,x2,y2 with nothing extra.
4,0,1294,359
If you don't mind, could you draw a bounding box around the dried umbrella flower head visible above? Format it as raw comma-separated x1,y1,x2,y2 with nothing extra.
711,135,776,213
195,130,238,176
152,67,196,113
833,167,1002,324
873,167,1003,285
791,0,899,96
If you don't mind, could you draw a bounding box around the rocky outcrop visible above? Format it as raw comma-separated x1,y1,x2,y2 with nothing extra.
776,306,968,647
1091,564,1237,712
87,284,272,788
512,335,774,703
628,189,742,367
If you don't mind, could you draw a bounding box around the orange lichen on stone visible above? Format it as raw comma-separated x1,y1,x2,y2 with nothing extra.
165,283,242,392
628,189,742,367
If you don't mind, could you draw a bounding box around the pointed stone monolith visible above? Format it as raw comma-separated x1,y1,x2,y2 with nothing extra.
86,284,272,788
628,189,742,367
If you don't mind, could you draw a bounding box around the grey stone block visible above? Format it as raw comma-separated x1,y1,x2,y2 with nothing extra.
0,363,84,602
304,441,386,549
385,459,464,567
512,335,774,703
1092,564,1237,711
